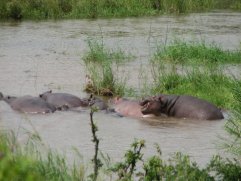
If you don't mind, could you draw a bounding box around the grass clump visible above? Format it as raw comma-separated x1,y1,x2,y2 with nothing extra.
0,133,43,180
150,61,238,109
222,81,241,159
83,39,132,96
153,40,241,65
0,0,223,20
0,132,85,181
215,0,241,11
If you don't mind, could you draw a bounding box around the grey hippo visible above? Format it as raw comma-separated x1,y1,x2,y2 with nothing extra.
39,90,89,110
140,94,224,120
88,94,108,110
0,92,56,114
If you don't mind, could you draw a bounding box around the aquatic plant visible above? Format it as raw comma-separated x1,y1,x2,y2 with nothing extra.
83,38,131,96
153,40,241,65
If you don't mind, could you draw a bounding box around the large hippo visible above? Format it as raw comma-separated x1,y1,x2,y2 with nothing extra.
140,94,224,120
39,90,89,109
110,97,154,118
0,93,56,113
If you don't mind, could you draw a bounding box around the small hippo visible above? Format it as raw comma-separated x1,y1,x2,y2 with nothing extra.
39,90,89,109
0,93,56,113
88,94,108,110
110,97,154,118
140,94,224,120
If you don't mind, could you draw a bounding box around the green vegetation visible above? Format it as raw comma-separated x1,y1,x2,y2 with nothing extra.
149,64,238,109
215,0,241,10
1,0,241,20
222,81,241,159
153,40,241,65
0,132,85,181
83,39,132,96
148,40,241,110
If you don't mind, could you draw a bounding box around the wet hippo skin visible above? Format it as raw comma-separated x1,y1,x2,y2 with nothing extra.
39,90,89,109
110,97,153,118
0,92,56,113
140,94,224,120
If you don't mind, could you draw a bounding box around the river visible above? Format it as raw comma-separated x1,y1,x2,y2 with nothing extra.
0,11,240,167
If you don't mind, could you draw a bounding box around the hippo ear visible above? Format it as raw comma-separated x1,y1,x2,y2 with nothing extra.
158,96,164,103
88,94,93,101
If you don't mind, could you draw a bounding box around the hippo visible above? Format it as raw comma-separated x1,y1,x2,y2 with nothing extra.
110,97,154,118
39,90,89,110
0,93,56,113
88,94,108,110
140,94,224,120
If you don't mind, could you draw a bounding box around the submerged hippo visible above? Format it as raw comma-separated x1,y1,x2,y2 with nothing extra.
110,97,154,118
39,90,89,109
88,94,108,110
140,94,224,120
0,93,56,113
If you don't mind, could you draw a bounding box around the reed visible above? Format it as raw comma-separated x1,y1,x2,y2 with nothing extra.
83,39,132,96
4,0,240,20
153,40,241,65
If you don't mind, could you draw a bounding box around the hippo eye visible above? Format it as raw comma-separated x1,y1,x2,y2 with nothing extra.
7,96,10,99
39,94,43,97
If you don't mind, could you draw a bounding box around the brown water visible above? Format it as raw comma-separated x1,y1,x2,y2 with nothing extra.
0,11,240,167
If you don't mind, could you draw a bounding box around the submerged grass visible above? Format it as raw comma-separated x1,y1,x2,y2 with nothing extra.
1,0,241,20
153,40,241,65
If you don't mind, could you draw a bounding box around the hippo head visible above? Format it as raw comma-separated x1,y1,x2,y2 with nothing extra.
3,95,17,104
39,90,52,100
140,96,164,116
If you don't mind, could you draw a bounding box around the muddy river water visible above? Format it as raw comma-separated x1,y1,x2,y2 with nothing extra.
0,11,240,167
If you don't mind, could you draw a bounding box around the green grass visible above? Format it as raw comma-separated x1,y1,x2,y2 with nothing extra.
3,0,241,20
83,39,133,96
153,40,241,65
0,132,85,181
150,62,238,109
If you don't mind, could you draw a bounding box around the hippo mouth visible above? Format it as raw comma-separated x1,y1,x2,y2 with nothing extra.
140,100,151,114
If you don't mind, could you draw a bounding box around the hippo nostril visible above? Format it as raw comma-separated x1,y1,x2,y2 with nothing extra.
140,100,149,106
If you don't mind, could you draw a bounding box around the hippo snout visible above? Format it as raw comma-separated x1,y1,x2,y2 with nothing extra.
139,100,152,113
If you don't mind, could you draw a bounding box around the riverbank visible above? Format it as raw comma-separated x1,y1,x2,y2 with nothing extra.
0,0,241,20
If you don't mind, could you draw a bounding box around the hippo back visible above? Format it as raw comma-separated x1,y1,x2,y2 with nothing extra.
171,95,224,120
112,98,143,118
41,93,88,108
6,96,56,113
